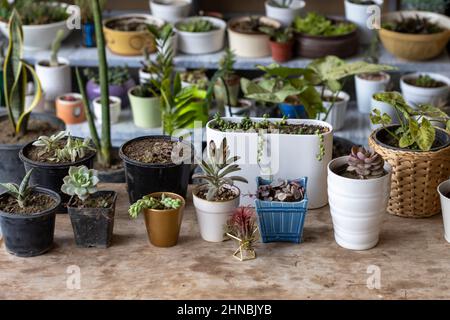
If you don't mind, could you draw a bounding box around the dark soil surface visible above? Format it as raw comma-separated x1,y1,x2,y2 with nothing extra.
38,60,67,67
195,186,238,201
106,18,151,32
333,164,387,180
323,95,344,102
25,138,95,164
404,78,446,88
0,192,56,215
123,138,183,164
69,192,114,209
0,119,60,145
358,72,388,81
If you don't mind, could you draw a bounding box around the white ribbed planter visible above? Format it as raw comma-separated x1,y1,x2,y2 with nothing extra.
264,0,305,26
319,90,350,131
149,0,192,24
193,187,240,242
400,72,450,108
355,72,390,114
93,96,122,124
35,58,72,105
328,156,392,251
438,180,450,243
344,0,384,45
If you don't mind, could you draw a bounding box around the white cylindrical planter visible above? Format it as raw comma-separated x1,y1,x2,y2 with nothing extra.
193,189,240,242
319,90,350,131
400,72,450,108
224,99,253,117
355,72,390,114
264,0,305,27
35,57,71,105
370,94,399,130
328,156,392,250
344,0,383,45
149,0,192,24
93,96,121,124
438,180,450,243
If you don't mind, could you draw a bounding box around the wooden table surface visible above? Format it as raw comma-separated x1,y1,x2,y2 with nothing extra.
1,183,449,300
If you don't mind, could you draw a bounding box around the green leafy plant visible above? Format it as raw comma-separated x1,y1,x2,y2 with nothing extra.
32,130,67,156
346,146,385,179
219,48,236,79
49,29,65,67
0,0,69,25
129,194,182,218
84,66,130,86
259,26,293,43
193,138,248,201
61,166,99,202
382,15,444,34
177,19,218,32
74,0,107,23
402,0,450,14
405,74,446,88
0,169,33,208
293,12,356,36
370,92,450,151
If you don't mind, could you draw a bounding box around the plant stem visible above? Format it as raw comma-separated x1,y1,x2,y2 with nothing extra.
220,76,232,116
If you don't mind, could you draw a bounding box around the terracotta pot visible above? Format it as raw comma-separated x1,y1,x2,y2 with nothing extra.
143,192,185,247
55,93,86,125
270,40,294,62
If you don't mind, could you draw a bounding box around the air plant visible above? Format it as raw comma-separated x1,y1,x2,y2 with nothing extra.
226,207,258,261
257,179,305,202
346,146,385,179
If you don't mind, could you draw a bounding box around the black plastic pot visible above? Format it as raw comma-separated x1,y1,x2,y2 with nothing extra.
19,138,96,213
0,187,61,257
119,135,193,204
0,113,65,190
67,191,117,248
97,147,125,183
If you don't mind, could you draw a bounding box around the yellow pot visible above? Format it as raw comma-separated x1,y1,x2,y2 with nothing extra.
103,14,165,56
379,11,450,61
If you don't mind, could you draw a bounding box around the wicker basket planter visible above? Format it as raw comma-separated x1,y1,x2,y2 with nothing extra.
254,177,308,243
369,125,450,218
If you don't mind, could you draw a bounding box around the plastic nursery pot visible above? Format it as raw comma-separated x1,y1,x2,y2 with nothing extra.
86,78,136,108
19,139,96,213
270,40,294,63
92,96,122,124
128,86,162,128
82,21,96,47
254,177,309,243
55,93,86,125
0,187,61,257
278,102,307,119
97,147,126,183
327,156,392,251
192,185,240,242
438,180,450,243
143,192,185,247
119,136,193,204
0,113,65,191
67,191,117,248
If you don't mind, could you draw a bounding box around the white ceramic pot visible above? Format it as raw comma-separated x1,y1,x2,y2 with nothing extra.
225,99,253,117
438,180,450,243
400,72,450,108
328,156,392,250
370,94,399,130
264,0,305,27
344,0,383,45
318,90,350,131
206,117,333,208
139,68,159,85
35,58,72,106
0,3,71,51
175,16,226,54
93,96,121,124
193,187,240,242
149,0,192,24
355,72,390,114
227,16,281,58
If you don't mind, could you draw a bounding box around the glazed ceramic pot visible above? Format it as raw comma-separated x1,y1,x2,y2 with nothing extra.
92,96,122,124
128,86,162,128
55,93,86,125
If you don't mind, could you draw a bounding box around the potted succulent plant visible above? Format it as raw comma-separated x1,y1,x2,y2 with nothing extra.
255,177,308,243
62,166,117,248
0,170,61,257
259,26,294,63
293,12,358,58
214,49,240,113
35,29,71,111
149,0,192,24
19,131,96,211
128,84,162,128
369,92,450,218
75,0,106,47
55,93,86,125
192,138,248,242
92,96,122,124
103,14,164,56
228,16,281,58
438,179,450,243
0,1,71,51
400,73,450,107
175,16,226,54
344,0,384,44
379,11,450,61
355,72,391,114
226,207,258,261
328,146,392,250
180,70,209,89
129,192,185,247
264,0,305,26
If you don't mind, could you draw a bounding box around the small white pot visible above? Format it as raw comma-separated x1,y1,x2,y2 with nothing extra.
328,156,392,250
149,0,192,24
35,58,72,105
318,90,350,131
264,0,305,27
355,72,390,114
400,72,450,108
193,187,240,242
344,0,384,45
175,16,226,54
225,99,253,117
438,180,450,243
93,96,122,124
139,68,159,85
370,94,400,130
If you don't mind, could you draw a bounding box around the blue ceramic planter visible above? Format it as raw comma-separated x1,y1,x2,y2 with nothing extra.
278,103,307,119
254,177,308,243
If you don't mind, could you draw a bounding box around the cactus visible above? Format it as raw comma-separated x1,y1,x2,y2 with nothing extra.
346,146,385,179
49,29,65,67
61,166,99,202
0,169,34,208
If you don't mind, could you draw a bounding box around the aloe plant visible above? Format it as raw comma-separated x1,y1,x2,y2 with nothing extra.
3,9,42,135
0,169,33,208
49,29,65,67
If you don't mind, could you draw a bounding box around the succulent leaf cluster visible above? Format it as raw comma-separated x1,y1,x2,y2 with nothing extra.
129,194,182,218
61,166,99,202
177,19,218,33
33,130,67,157
0,169,34,208
257,179,305,202
346,146,385,179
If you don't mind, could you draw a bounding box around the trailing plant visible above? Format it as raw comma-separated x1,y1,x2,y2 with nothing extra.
268,0,294,8
193,138,248,201
84,66,130,86
129,194,182,218
177,19,218,32
74,0,107,23
370,92,450,151
346,146,385,179
3,9,43,135
61,166,99,202
257,179,305,202
0,169,33,208
0,0,69,25
259,26,293,43
49,29,65,67
293,12,356,36
382,15,444,34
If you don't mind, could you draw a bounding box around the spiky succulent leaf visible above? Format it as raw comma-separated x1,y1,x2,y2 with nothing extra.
61,165,99,201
